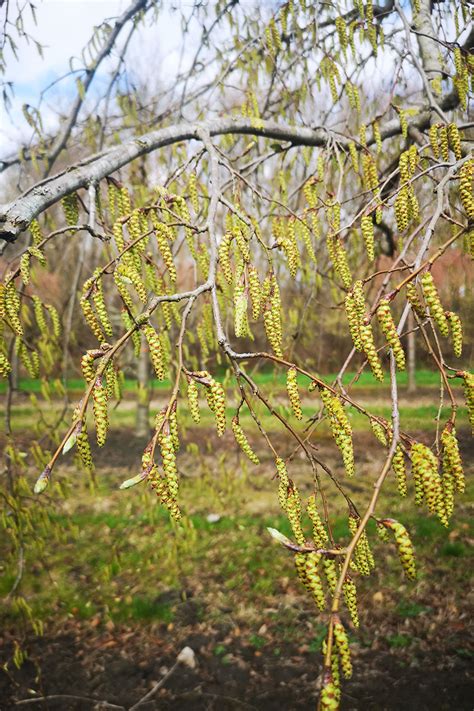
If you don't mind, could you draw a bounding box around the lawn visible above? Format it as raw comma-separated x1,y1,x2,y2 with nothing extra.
0,373,472,709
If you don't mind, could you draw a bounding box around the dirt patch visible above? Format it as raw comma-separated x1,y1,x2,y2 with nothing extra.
1,619,473,710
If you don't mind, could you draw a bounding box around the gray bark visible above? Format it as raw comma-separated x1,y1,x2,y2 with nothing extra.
0,113,436,243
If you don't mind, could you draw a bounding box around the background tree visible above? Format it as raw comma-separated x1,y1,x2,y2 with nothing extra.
0,0,473,708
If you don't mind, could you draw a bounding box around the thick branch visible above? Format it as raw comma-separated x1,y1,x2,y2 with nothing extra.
413,0,446,82
0,119,336,240
0,71,463,243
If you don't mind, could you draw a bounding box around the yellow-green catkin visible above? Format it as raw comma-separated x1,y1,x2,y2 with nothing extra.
393,444,407,496
345,293,363,351
45,303,61,340
320,388,355,477
81,350,97,383
81,280,104,341
441,425,464,498
16,340,39,377
343,576,359,627
406,281,425,318
188,172,199,213
90,276,112,338
429,123,440,158
286,366,302,420
394,185,410,233
361,215,375,262
333,618,353,678
92,376,108,447
232,417,259,464
207,376,226,436
286,484,305,545
0,351,11,378
76,426,94,473
19,253,31,285
382,518,416,580
376,521,390,542
263,276,283,357
105,361,121,401
348,515,375,577
376,297,405,370
330,236,353,289
187,377,200,423
411,442,447,526
459,159,474,220
307,494,329,548
169,409,179,452
302,552,326,611
234,282,250,338
142,324,165,380
348,141,359,172
29,219,42,245
420,271,449,336
460,371,474,434
370,418,388,445
360,323,384,381
322,558,338,596
62,193,79,226
32,295,47,336
153,219,177,282
117,262,147,304
247,265,261,320
159,430,180,518
4,281,23,336
438,124,449,161
445,311,463,357
276,457,289,511
218,232,233,284
121,309,140,357
447,123,462,159
373,121,382,155
320,669,339,711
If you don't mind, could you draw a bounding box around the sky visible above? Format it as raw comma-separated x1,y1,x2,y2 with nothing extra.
0,0,185,156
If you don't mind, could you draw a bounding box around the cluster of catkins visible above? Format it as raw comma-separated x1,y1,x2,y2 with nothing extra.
428,122,462,161
418,272,463,357
345,280,383,380
275,463,360,629
410,432,465,527
394,146,419,232
1,244,61,379
320,616,353,709
186,370,226,436
218,223,286,357
318,386,355,477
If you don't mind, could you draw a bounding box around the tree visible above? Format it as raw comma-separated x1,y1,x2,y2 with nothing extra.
0,1,473,707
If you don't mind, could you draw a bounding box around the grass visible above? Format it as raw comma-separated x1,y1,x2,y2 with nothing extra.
1,448,472,637
5,399,470,435
0,368,451,396
1,378,472,659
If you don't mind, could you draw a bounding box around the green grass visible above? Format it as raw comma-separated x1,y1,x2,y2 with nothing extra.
0,369,449,396
5,399,470,434
1,462,471,636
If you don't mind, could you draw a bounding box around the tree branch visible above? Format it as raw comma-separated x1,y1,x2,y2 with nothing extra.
0,91,459,243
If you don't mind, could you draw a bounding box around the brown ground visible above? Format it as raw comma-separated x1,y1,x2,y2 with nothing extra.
1,617,473,711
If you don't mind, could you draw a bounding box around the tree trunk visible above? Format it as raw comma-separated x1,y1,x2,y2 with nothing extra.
135,338,150,438
407,310,416,393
